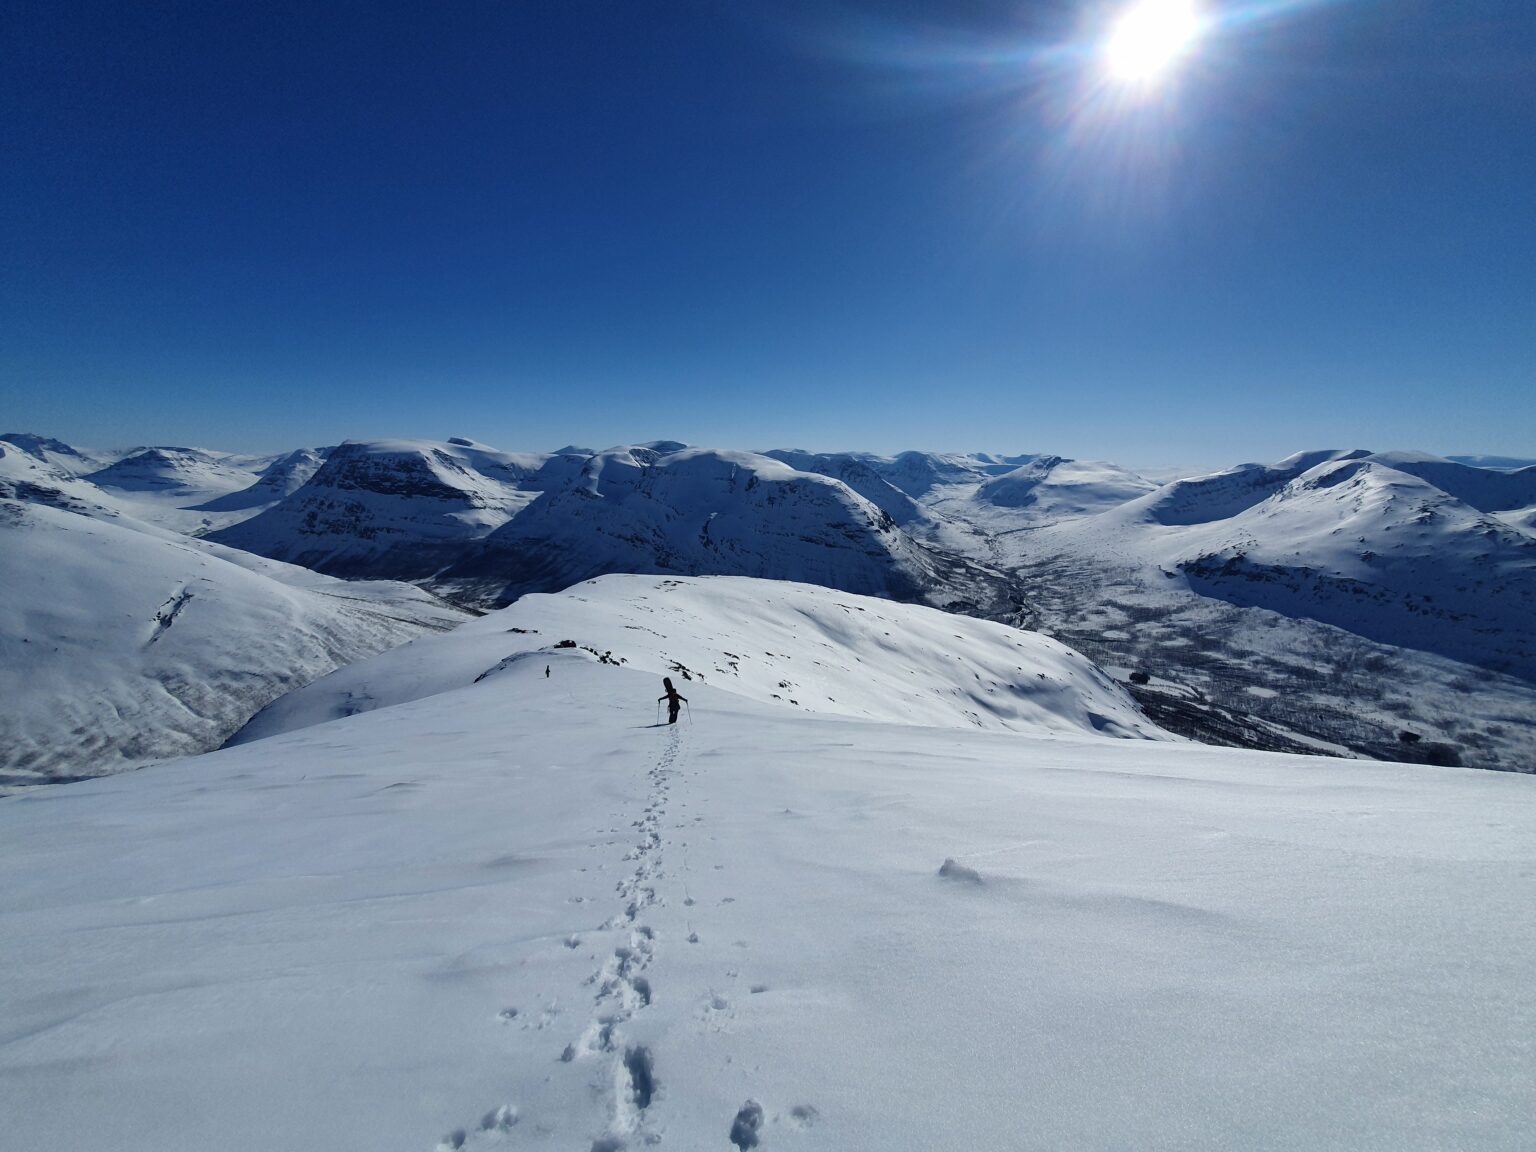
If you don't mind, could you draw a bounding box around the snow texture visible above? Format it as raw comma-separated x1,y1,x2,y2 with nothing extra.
0,498,464,782
2,621,1533,1151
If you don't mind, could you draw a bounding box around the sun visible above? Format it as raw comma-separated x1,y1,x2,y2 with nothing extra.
1103,0,1206,86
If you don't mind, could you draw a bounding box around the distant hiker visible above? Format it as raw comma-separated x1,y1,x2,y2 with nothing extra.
545,665,550,678
659,676,688,725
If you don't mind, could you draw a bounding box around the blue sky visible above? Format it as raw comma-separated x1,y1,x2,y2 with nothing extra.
3,0,1533,468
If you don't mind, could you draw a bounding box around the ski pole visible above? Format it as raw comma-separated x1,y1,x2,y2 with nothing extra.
684,700,692,725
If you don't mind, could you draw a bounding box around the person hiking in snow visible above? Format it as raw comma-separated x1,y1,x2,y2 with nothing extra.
658,677,688,725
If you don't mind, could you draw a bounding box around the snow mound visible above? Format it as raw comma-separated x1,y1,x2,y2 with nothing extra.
234,574,1170,744
0,499,465,782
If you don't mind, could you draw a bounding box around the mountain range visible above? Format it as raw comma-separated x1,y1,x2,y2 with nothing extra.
3,431,1533,777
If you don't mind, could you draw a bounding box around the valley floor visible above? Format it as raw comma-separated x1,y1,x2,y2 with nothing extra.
3,657,1534,1150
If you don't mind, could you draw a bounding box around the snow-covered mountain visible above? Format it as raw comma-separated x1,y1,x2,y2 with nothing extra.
0,497,464,783
913,451,1536,768
209,438,566,578
193,446,333,511
439,446,1018,613
0,431,120,475
1024,453,1536,678
1166,459,1536,678
235,574,1169,745
4,606,1533,1151
1364,450,1536,512
213,441,1026,617
86,444,270,496
0,436,133,516
974,455,1159,519
5,431,1533,772
1111,449,1373,528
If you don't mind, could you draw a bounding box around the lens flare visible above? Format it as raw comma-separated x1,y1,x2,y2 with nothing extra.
1104,0,1206,85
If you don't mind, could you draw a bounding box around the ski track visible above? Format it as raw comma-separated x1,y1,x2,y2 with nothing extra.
429,718,817,1149
435,724,682,1151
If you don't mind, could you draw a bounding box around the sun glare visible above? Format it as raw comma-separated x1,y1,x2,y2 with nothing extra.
1104,0,1205,85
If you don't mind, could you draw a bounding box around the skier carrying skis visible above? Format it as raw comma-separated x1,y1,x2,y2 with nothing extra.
658,676,688,725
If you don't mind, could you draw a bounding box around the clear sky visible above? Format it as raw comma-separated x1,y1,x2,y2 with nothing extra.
3,0,1533,468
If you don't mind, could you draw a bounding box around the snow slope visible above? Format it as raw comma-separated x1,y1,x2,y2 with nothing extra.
2,640,1532,1151
234,574,1169,745
0,499,465,782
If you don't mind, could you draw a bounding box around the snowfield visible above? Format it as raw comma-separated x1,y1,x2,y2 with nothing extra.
2,618,1533,1151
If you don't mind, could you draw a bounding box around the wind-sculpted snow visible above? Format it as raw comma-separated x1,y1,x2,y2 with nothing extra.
4,644,1534,1151
0,500,466,782
233,574,1168,745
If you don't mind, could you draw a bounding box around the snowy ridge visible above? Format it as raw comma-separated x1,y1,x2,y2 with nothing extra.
1364,450,1536,512
0,431,120,475
235,574,1168,745
211,439,1024,614
194,446,333,511
1111,449,1372,527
